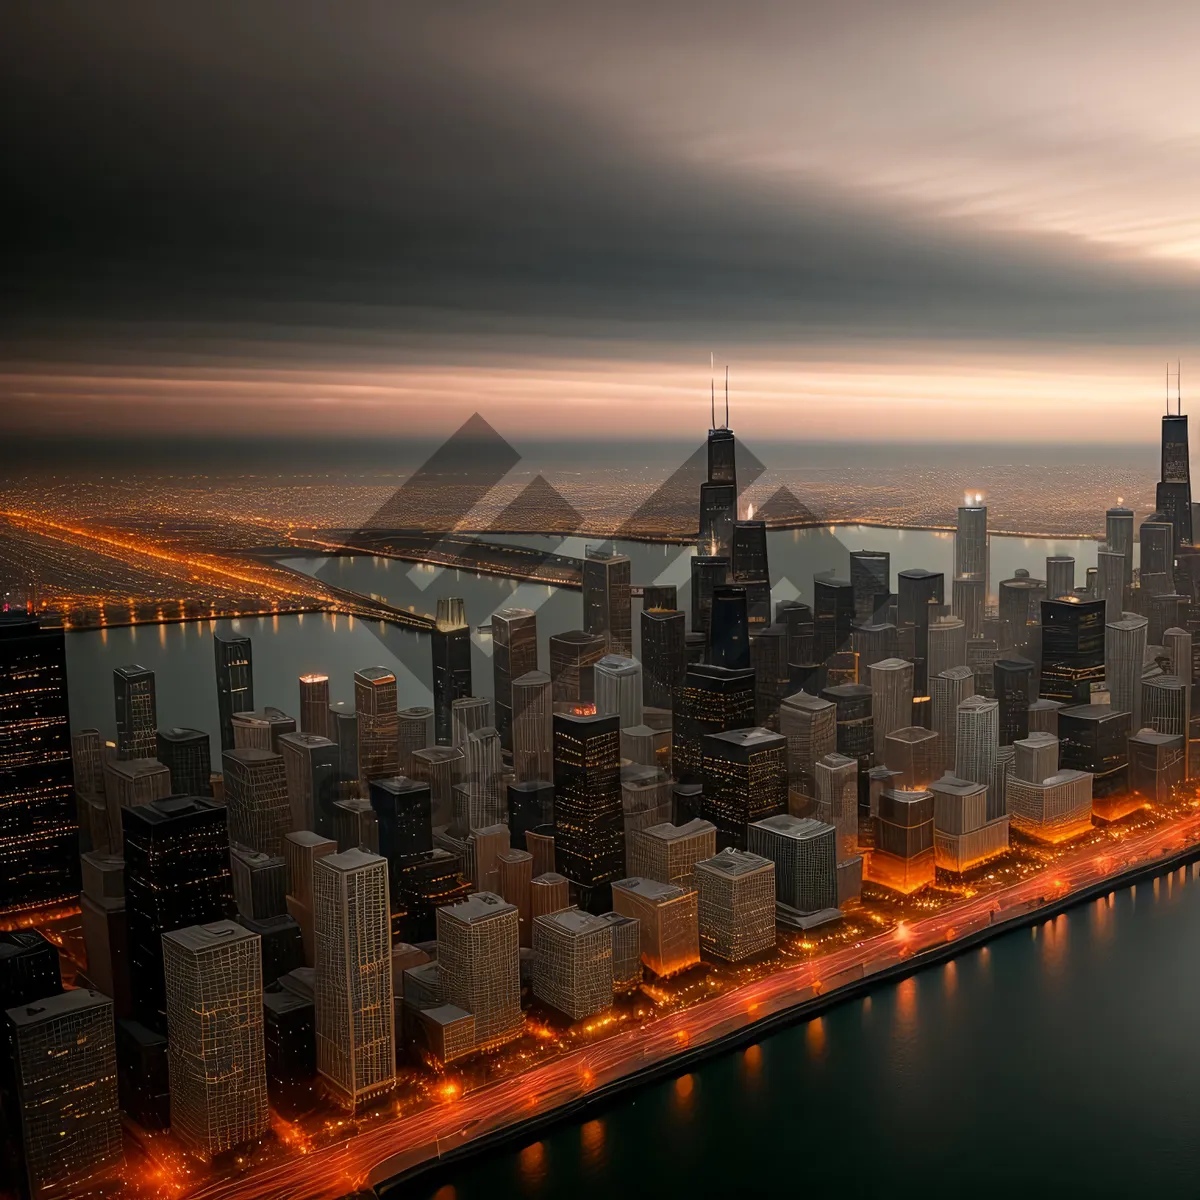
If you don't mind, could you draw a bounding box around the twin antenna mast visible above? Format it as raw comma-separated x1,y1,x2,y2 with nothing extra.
710,354,730,430
1168,361,1183,416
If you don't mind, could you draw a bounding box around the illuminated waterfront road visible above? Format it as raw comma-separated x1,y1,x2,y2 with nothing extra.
188,808,1200,1200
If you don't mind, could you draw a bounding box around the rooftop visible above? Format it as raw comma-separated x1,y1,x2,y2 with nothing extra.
320,847,387,874
929,774,988,797
639,819,716,843
355,667,396,684
750,814,834,841
162,920,255,954
444,891,517,924
539,907,610,936
705,726,785,749
5,988,110,1027
698,848,773,877
612,877,690,903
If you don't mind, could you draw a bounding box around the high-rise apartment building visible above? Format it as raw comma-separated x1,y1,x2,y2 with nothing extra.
868,657,914,759
532,907,614,1021
927,617,967,682
701,727,787,850
102,757,171,860
582,549,633,655
114,665,157,761
1007,770,1094,843
223,748,291,856
231,707,296,753
930,775,1008,872
214,630,254,754
672,664,756,784
298,674,332,739
931,666,974,777
693,848,776,962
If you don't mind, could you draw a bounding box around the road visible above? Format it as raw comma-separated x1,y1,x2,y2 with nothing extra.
187,807,1200,1200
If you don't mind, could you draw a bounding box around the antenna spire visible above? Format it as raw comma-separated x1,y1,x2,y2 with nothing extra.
1178,359,1182,415
710,352,716,429
724,365,729,429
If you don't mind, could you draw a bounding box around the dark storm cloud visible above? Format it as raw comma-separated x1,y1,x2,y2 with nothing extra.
4,1,1200,356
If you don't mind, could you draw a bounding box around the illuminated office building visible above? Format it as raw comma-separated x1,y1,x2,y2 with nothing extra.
1045,556,1075,600
998,571,1045,655
927,617,967,681
532,907,613,1022
411,745,464,830
1007,770,1094,843
492,607,538,749
620,763,672,844
780,691,836,816
1039,598,1105,705
930,775,1008,872
1058,704,1130,801
437,892,523,1048
897,568,945,694
747,814,838,920
102,757,171,850
6,989,122,1196
955,504,988,584
813,751,859,862
298,674,332,739
1106,506,1135,586
690,555,730,637
1143,674,1189,741
643,584,678,611
231,707,295,753
397,706,434,778
871,788,936,894
163,922,267,1159
611,877,700,978
672,664,756,783
1128,729,1185,803
994,656,1035,746
223,748,291,856
354,667,399,782
701,727,787,850
710,585,751,670
314,849,395,1104
868,657,914,760
1105,614,1148,730
1095,550,1126,623
214,630,254,754
432,596,472,746
511,671,553,783
278,731,339,838
549,629,606,705
884,727,939,792
156,728,211,798
955,694,999,808
849,550,891,624
370,775,433,864
931,666,974,777
699,484,737,560
594,654,643,728
583,549,632,655
628,819,717,888
813,575,856,663
390,849,472,944
731,520,771,625
641,608,687,710
552,711,623,912
597,910,641,992
1013,732,1059,784
0,615,79,911
124,796,234,1034
694,848,776,962
821,682,874,774
114,665,157,761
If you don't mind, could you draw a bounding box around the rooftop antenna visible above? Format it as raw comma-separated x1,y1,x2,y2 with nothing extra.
724,365,729,429
710,352,716,429
1178,359,1182,415
1168,362,1172,416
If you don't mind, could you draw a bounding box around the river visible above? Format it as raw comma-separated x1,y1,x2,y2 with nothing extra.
409,866,1200,1199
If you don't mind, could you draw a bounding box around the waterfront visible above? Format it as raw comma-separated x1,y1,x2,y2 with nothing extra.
418,863,1200,1199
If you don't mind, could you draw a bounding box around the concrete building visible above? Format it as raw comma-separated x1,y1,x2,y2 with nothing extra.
102,757,171,849
530,872,571,922
1106,614,1149,731
582,549,633,656
868,657,915,760
397,707,434,778
927,617,968,682
694,849,776,962
1007,770,1094,843
870,788,935,894
598,911,642,992
931,666,975,777
884,726,940,792
278,731,339,838
512,671,553,784
231,707,295,753
930,775,1009,873
1013,732,1059,784
747,814,839,922
298,674,332,740
611,877,700,978
492,608,538,751
780,691,837,817
627,819,717,888
532,907,614,1021
223,748,291,856
355,668,400,782
594,654,643,729
162,921,268,1159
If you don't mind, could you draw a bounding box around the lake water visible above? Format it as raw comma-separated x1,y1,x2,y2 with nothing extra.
64,526,1110,742
409,866,1200,1199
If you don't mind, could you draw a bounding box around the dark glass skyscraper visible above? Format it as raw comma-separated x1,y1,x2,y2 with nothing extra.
1039,598,1105,705
849,550,891,624
993,656,1034,747
214,630,254,754
0,614,79,912
114,664,157,761
709,585,751,670
731,520,770,625
582,550,632,656
813,575,855,663
897,568,945,694
1157,412,1193,552
369,776,433,867
672,664,757,783
640,607,687,710
690,555,730,637
492,607,538,750
432,596,472,745
123,795,234,1033
552,711,623,913
155,727,212,797
701,727,787,849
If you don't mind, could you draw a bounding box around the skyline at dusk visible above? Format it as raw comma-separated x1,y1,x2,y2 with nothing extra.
8,3,1200,440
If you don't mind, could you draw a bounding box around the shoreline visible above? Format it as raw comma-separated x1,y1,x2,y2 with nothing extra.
373,828,1200,1197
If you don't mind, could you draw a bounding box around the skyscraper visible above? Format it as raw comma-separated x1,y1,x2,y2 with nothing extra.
114,664,157,761
897,568,945,694
1012,732,1059,784
747,814,838,919
1105,614,1148,731
451,695,493,749
511,670,553,784
701,728,787,850
278,731,339,838
1007,771,1094,843
298,674,332,739
1141,519,1174,582
397,706,434,778
955,695,1000,813
1143,675,1189,739
672,664,756,783
553,711,623,912
813,575,856,663
699,484,737,561
868,657,914,759
1039,598,1105,705
993,656,1035,746
1045,556,1075,600
1106,505,1135,587
0,614,79,912
731,520,771,625
690,556,730,637
231,707,296,753
610,877,700,977
954,504,988,585
370,776,433,865
927,617,967,681
779,691,837,816
1157,409,1193,551
871,788,936,894
582,548,632,655
492,607,538,749
436,892,523,1048
640,608,687,710
706,585,749,670
163,921,268,1159
354,667,400,782
223,748,291,856
102,757,171,863
1058,703,1130,800
123,796,234,1033
930,774,1009,872
532,908,613,1022
998,571,1045,655
156,728,211,797
432,596,472,746
594,654,643,728
627,819,716,888
214,630,254,754
1094,550,1126,623
931,666,975,777
849,550,891,624
313,849,395,1105
693,848,776,962
549,629,606,705
6,989,122,1196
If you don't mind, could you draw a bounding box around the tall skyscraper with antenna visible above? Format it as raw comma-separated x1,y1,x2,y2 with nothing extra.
699,362,738,559
1157,363,1193,552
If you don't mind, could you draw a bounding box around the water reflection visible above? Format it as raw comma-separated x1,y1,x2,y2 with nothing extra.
942,960,957,1001
742,1043,763,1083
672,1074,695,1119
895,979,917,1037
805,1018,827,1058
519,1142,547,1191
580,1120,606,1171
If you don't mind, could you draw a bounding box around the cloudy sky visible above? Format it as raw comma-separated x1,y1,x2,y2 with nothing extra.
5,1,1200,441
